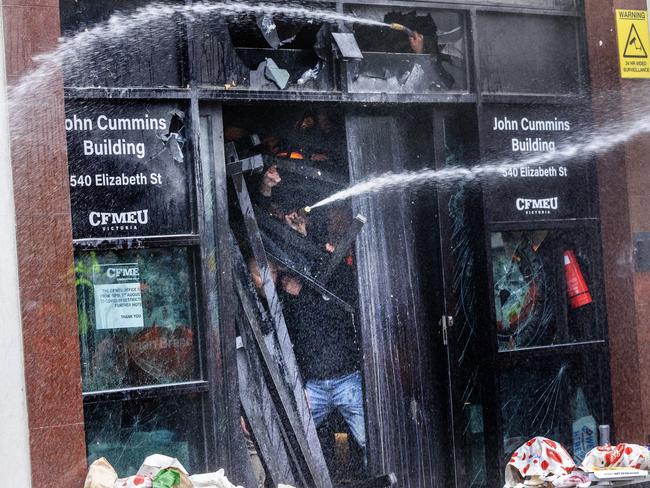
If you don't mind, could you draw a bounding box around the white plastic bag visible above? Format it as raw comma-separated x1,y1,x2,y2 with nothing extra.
84,457,118,488
136,454,189,478
189,469,244,488
113,474,153,488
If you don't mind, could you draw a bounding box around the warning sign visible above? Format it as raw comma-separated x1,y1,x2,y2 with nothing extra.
616,9,650,78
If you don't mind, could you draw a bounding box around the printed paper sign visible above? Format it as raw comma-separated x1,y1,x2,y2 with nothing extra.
616,9,650,78
93,263,144,329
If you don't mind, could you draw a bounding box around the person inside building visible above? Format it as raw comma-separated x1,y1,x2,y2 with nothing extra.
277,264,366,470
228,108,366,476
352,10,455,90
243,110,345,272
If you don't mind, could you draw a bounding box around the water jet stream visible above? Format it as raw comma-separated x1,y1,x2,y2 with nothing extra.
306,108,650,210
6,0,650,211
9,1,392,104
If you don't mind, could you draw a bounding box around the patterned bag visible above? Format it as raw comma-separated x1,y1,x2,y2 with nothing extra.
505,437,576,487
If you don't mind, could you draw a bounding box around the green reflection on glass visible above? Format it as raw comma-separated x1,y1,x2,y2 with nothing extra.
75,248,198,392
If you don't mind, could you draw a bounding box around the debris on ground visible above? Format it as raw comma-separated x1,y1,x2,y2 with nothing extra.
84,454,296,488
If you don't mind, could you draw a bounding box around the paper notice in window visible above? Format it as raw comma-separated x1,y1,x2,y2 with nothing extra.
93,263,144,329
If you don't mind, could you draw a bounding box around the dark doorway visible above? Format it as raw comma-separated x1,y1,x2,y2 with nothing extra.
216,102,477,487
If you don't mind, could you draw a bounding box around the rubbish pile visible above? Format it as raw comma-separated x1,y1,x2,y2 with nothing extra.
504,436,650,487
84,454,296,488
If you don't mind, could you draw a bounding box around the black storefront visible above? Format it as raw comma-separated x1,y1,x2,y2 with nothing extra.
62,1,610,487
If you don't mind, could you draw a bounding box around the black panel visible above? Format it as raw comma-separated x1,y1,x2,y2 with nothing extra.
478,13,581,95
66,100,193,239
480,104,595,223
59,0,184,88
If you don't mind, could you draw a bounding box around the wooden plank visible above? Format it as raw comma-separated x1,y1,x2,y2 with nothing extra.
236,322,299,487
227,198,333,488
232,256,305,487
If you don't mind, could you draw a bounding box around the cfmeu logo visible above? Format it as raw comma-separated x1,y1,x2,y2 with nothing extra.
89,209,149,228
515,197,558,215
105,266,139,280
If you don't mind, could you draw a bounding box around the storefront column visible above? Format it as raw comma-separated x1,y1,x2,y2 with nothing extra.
2,0,86,486
586,0,650,444
0,7,31,485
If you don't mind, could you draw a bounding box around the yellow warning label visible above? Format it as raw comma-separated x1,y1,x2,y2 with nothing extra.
616,9,650,78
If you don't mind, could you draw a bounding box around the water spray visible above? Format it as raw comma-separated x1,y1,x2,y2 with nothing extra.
9,0,650,207
302,105,650,212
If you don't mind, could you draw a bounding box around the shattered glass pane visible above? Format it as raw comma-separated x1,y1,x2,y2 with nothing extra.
445,113,488,487
193,8,335,91
84,394,205,476
347,7,467,94
76,248,199,392
499,355,606,468
492,229,603,351
492,231,555,351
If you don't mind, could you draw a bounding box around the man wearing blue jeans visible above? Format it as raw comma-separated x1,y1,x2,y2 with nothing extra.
305,371,366,454
279,268,367,464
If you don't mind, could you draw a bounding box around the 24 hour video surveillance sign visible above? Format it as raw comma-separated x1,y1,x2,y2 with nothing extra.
66,101,192,239
615,9,650,79
481,105,595,223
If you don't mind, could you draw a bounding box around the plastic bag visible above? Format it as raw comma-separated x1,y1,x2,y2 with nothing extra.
137,454,189,478
189,469,244,488
84,457,118,488
153,469,181,488
114,474,153,488
505,437,575,487
581,443,650,470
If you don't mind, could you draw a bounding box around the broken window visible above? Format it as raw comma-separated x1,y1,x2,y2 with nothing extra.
229,16,325,89
499,354,607,472
491,226,609,483
491,229,604,351
84,393,205,476
192,8,337,91
75,246,208,477
224,103,366,484
443,110,488,487
345,7,468,94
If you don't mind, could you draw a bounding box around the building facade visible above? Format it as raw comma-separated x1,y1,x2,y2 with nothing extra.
1,0,650,487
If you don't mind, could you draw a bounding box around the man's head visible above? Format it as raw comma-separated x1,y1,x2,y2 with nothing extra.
285,210,309,236
296,111,316,131
296,110,333,133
